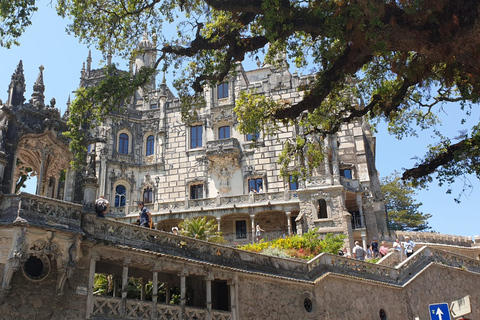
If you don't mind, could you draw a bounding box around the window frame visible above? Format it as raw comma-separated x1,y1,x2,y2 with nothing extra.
143,187,153,204
340,168,353,179
115,184,127,207
218,126,230,140
317,199,328,219
118,133,129,155
289,175,298,191
248,178,263,193
190,125,203,149
146,135,155,156
190,184,204,199
217,82,229,99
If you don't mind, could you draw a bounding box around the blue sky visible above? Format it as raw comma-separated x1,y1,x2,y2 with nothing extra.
1,4,478,238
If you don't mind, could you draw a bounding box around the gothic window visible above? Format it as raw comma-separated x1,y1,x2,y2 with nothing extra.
119,133,129,154
143,187,153,204
235,220,247,239
115,185,127,207
87,143,94,153
146,135,155,156
190,184,203,199
317,199,328,219
218,126,230,140
248,178,263,193
289,175,298,190
340,168,352,179
217,82,228,99
190,125,203,148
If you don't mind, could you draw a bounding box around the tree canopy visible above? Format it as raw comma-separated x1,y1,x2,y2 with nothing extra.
381,173,432,231
4,0,480,187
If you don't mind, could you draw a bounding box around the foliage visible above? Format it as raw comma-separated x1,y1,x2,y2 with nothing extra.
6,0,480,187
94,273,113,295
239,231,346,260
178,216,225,243
381,173,432,231
0,0,37,48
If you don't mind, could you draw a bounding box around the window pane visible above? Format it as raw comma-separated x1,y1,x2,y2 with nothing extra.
190,184,203,199
249,178,263,193
146,135,155,156
246,132,259,141
289,175,298,190
236,220,247,239
119,133,129,154
219,126,230,139
341,169,352,179
217,83,228,99
143,187,153,203
115,185,127,207
190,125,203,148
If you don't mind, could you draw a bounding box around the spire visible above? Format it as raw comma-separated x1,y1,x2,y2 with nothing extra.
87,50,92,72
63,95,71,119
31,65,45,107
7,60,26,106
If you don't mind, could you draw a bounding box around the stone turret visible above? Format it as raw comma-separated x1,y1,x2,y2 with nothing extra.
30,65,45,108
134,32,157,105
7,60,26,107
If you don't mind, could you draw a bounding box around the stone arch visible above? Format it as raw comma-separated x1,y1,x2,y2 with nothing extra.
15,132,72,197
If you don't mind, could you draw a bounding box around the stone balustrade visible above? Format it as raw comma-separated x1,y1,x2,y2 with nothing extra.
93,296,232,320
394,230,473,247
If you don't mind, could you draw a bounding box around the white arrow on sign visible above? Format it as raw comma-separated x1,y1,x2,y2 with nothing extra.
436,307,444,320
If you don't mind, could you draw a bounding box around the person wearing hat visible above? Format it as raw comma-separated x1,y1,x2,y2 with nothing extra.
371,237,379,258
137,201,152,228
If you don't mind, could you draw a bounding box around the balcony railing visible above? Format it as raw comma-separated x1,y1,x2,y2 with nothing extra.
92,296,232,320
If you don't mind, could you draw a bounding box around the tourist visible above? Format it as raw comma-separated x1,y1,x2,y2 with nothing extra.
352,241,366,261
137,201,152,228
366,244,373,259
379,241,389,257
256,222,265,242
94,195,109,218
172,226,179,235
393,239,402,252
371,237,379,257
404,236,415,258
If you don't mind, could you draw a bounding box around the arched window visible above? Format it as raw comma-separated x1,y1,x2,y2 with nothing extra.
119,133,129,154
115,185,127,207
143,187,153,203
146,135,155,156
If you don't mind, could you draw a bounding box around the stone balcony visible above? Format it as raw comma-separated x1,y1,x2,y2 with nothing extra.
205,138,241,161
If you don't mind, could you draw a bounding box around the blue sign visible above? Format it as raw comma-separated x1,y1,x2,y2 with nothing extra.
429,303,451,320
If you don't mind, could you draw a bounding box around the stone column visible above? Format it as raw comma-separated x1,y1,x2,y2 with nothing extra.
324,136,331,176
86,254,99,319
216,217,221,233
151,262,161,319
205,273,214,320
165,283,171,304
140,280,145,300
356,193,365,228
361,231,367,251
36,152,46,196
98,148,108,197
228,278,237,320
285,212,292,235
179,269,188,319
331,137,340,185
250,215,255,244
121,260,131,299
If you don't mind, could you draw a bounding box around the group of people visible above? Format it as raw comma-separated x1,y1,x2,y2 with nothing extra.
344,237,416,261
95,196,183,233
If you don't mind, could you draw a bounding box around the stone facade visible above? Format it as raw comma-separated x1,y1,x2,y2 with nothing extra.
72,35,388,250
